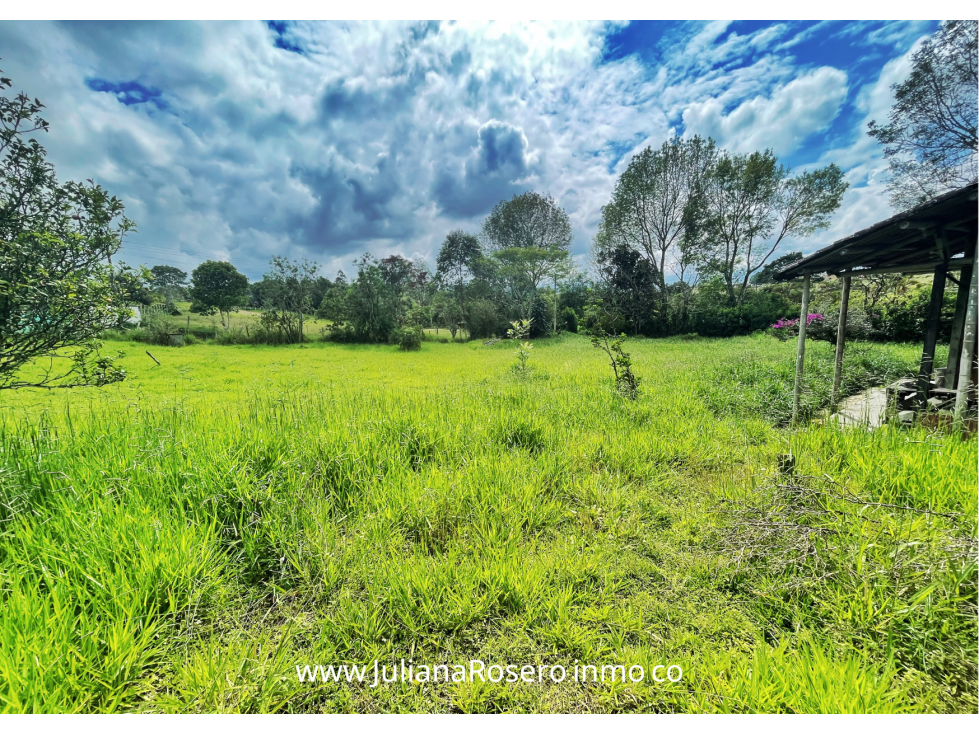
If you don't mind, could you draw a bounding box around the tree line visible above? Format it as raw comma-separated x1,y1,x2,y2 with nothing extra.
143,136,846,347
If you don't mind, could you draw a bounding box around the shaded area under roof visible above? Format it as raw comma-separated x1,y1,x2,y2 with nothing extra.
774,182,978,281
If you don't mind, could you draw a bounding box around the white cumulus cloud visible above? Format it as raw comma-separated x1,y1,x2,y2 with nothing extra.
681,66,848,157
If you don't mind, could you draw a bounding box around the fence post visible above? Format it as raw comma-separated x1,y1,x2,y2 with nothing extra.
792,273,812,425
831,275,851,410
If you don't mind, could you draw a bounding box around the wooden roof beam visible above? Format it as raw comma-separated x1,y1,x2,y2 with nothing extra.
836,257,974,277
823,232,930,271
899,220,936,230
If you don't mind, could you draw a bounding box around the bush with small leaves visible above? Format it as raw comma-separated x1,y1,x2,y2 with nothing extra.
506,319,534,373
394,325,423,351
561,306,579,333
584,303,641,399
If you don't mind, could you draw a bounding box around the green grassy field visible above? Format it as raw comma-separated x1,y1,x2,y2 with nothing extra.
169,301,266,329
0,334,975,713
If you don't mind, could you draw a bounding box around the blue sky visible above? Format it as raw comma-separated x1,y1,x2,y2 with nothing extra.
0,19,939,279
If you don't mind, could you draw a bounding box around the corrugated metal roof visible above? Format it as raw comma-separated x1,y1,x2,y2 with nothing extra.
774,182,978,281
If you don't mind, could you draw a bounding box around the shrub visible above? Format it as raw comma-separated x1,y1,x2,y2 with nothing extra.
768,313,826,342
874,282,956,342
561,306,579,333
528,297,550,338
137,311,176,346
584,303,641,399
322,322,357,343
695,288,795,337
466,299,507,339
582,300,626,334
100,328,134,343
506,319,534,374
805,309,874,343
393,325,423,351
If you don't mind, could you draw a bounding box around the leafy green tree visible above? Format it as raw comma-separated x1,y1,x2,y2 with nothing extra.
316,273,350,324
481,191,573,318
465,298,506,339
436,230,482,332
528,296,550,338
868,20,977,209
751,251,804,284
561,306,578,333
1,67,134,390
256,257,319,343
248,278,275,309
597,136,717,308
494,244,569,319
113,264,154,307
309,276,332,313
431,291,464,338
346,255,397,343
393,300,427,350
436,230,482,288
379,254,430,328
558,274,593,317
685,150,847,306
149,264,188,305
188,260,248,327
594,242,659,336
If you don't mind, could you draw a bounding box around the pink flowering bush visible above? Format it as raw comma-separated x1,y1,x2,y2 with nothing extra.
768,313,823,341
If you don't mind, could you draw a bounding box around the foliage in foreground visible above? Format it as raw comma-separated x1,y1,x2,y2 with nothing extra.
1,68,134,390
0,336,974,712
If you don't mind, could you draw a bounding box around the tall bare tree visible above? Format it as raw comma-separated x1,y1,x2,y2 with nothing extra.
868,20,978,209
684,150,847,305
596,136,717,308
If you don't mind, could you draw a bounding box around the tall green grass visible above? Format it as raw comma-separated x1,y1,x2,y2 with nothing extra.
0,334,974,712
697,334,937,425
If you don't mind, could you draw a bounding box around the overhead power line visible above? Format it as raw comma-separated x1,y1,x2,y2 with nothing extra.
117,240,280,269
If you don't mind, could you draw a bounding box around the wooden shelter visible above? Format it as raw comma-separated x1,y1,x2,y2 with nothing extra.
774,182,978,426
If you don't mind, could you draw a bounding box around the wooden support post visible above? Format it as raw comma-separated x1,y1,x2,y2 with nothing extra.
792,273,812,425
946,263,973,389
953,239,979,431
917,260,948,408
831,275,851,410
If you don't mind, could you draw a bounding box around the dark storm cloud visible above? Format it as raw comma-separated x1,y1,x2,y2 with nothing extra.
290,154,414,257
85,78,166,108
472,120,530,177
266,21,305,55
432,119,536,218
